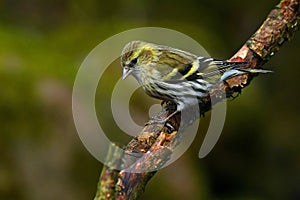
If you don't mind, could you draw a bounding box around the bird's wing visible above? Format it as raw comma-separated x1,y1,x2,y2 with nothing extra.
163,57,248,83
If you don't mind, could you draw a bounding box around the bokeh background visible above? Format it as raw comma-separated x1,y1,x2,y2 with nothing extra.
1,0,300,199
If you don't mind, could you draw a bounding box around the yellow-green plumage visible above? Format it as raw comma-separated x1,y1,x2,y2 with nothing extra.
121,40,271,119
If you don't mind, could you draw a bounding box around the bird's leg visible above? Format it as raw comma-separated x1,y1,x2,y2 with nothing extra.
163,109,180,122
160,100,166,106
147,109,180,125
146,101,179,125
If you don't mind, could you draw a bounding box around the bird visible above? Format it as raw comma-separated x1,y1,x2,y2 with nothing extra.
121,40,271,123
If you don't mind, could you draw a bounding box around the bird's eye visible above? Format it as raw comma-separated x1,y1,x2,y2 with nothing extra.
129,58,138,67
132,58,138,64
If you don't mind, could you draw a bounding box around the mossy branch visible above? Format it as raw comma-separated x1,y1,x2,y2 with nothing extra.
95,0,300,199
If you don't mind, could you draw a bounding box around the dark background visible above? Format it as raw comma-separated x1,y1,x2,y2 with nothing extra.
1,0,300,199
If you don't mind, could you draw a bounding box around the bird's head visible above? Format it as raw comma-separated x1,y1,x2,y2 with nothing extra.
121,40,160,81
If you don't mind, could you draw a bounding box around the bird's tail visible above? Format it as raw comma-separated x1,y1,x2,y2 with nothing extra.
220,66,272,81
201,59,272,82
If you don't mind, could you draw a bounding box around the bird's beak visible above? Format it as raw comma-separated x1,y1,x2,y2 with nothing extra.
122,67,132,80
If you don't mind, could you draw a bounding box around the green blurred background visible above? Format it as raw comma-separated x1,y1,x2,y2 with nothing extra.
1,0,300,199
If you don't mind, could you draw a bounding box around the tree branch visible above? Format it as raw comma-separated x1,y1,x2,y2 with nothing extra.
95,0,300,199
